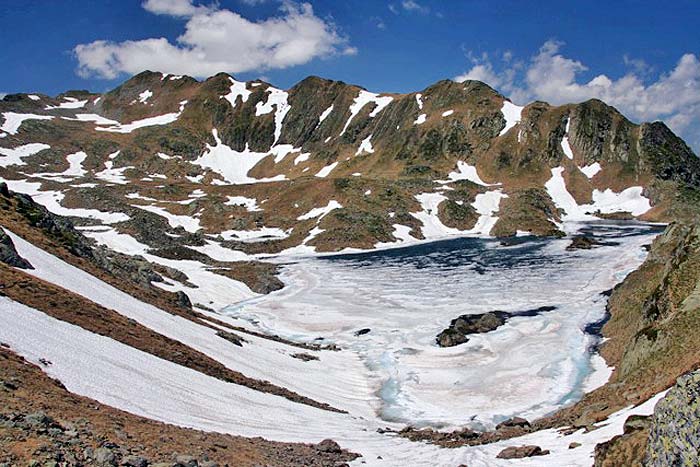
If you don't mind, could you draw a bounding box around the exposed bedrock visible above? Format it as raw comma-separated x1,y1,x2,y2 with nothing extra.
436,306,556,347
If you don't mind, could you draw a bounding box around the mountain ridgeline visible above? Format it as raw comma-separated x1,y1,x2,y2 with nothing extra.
1,70,699,253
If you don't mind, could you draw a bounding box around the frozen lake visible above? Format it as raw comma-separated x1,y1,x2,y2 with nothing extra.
224,222,662,430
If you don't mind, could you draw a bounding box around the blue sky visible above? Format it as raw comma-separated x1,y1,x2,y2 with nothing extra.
1,0,698,149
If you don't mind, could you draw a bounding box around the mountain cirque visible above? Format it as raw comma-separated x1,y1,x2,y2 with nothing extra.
1,70,699,256
1,71,700,466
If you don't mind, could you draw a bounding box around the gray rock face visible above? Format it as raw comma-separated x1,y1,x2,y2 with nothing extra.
0,229,33,269
644,370,700,466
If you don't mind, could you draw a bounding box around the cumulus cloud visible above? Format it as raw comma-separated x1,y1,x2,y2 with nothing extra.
455,41,700,152
74,1,355,79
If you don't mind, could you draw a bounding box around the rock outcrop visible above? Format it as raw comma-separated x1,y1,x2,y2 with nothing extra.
0,228,32,269
644,370,700,466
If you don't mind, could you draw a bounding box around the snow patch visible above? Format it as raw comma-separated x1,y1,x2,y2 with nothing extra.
414,114,427,125
45,96,87,110
545,167,652,222
580,162,602,179
225,195,261,211
192,129,286,185
3,180,128,223
499,100,523,136
356,135,374,155
442,161,496,186
561,118,574,159
218,227,290,243
315,161,338,178
339,90,393,136
255,86,290,145
96,101,187,133
297,200,342,221
223,77,251,108
138,90,153,104
1,112,54,134
293,152,310,165
0,143,50,168
318,105,334,124
132,205,201,232
64,114,120,126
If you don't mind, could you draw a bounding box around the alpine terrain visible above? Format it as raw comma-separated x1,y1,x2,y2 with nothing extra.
1,70,700,466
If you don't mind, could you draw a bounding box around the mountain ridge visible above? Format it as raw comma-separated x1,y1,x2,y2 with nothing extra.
1,70,699,257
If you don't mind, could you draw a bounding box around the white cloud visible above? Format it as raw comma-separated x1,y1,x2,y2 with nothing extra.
455,41,700,153
142,0,210,17
75,1,355,79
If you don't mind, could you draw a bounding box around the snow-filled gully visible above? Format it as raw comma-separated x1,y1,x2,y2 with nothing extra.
1,224,665,466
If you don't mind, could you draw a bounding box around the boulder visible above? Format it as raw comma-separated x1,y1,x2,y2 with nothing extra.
496,445,550,459
496,416,531,430
566,235,602,250
315,439,342,453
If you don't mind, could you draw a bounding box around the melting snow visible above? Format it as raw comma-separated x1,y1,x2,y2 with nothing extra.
499,100,523,136
225,195,261,211
545,167,651,223
293,152,310,165
297,200,342,221
255,86,290,145
356,135,374,155
138,90,153,104
218,227,290,243
0,224,666,465
45,96,88,110
96,101,187,133
414,113,427,125
132,204,201,233
580,162,602,179
191,129,286,185
28,94,40,101
561,118,574,159
223,77,251,108
3,180,128,223
0,143,50,168
95,161,133,185
318,105,334,124
315,161,338,178
64,114,119,125
412,189,506,239
1,112,54,134
415,93,424,110
442,161,496,186
339,90,393,136
442,109,454,117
